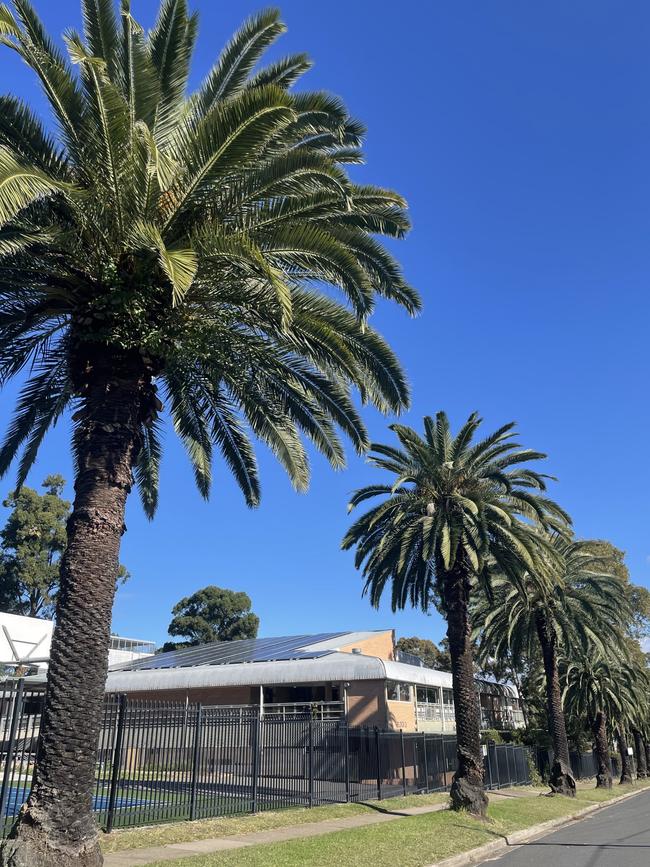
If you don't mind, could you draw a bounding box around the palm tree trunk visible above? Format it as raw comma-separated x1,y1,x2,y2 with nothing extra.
443,561,487,817
534,613,575,797
1,353,148,867
617,728,634,785
591,711,612,789
645,739,650,773
632,729,647,779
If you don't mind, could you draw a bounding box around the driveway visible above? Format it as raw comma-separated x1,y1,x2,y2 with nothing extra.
481,789,650,866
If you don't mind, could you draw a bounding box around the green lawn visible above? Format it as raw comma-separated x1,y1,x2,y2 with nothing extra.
101,792,449,853
141,782,650,867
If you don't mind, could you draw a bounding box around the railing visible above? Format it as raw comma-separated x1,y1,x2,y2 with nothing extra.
262,701,345,721
0,681,535,837
416,703,443,721
480,709,526,730
108,637,156,655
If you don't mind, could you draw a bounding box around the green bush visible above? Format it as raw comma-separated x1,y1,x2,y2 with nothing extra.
481,729,504,744
526,752,543,786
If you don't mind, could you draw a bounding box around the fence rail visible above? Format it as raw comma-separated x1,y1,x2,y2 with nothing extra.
0,681,534,836
535,747,622,782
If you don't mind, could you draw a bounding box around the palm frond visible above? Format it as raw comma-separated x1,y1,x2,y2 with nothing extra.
133,419,162,518
191,8,284,112
248,52,312,90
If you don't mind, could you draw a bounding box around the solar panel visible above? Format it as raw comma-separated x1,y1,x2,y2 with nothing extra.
118,633,347,670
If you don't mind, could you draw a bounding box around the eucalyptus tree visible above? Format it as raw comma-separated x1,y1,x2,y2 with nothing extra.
562,654,636,789
343,411,567,815
474,539,629,796
0,2,419,864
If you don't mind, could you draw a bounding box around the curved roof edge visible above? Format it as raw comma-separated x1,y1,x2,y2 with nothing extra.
104,652,463,693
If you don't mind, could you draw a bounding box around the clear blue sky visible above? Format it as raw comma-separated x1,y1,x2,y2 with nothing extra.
1,0,649,647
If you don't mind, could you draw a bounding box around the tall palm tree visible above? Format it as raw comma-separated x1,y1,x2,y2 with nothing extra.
622,664,650,782
342,411,567,815
0,3,419,864
474,539,629,795
562,654,636,789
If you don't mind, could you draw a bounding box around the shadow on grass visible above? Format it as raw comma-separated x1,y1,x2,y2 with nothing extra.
355,802,413,817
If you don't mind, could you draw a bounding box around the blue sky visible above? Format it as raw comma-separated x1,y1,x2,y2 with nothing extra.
1,0,649,647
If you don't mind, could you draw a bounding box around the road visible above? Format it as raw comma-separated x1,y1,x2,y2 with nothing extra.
480,789,650,867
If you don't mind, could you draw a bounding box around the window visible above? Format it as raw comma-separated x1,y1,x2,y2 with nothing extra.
387,681,412,702
442,688,454,706
416,686,440,705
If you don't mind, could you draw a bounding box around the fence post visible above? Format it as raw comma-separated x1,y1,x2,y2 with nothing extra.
422,733,429,793
308,717,314,808
504,744,511,786
0,679,24,826
189,704,203,821
400,730,407,795
344,723,350,803
251,712,261,813
486,743,493,790
374,727,382,800
106,693,127,834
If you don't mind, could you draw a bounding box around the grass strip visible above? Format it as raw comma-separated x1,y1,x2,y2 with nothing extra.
141,781,650,867
100,792,449,853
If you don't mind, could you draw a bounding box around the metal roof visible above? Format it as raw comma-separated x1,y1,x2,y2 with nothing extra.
110,631,391,672
104,651,462,693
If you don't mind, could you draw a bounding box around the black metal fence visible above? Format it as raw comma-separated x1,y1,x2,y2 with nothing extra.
0,682,533,836
535,748,622,782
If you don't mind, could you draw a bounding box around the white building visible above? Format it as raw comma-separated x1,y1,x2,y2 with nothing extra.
0,611,154,672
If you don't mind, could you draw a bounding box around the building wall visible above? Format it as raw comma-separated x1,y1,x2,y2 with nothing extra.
339,631,394,660
108,649,154,666
386,697,416,732
112,685,257,705
345,680,386,727
417,719,447,733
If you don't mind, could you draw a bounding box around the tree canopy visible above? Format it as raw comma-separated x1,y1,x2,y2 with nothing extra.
163,584,259,650
0,475,69,617
0,1,419,514
395,635,450,670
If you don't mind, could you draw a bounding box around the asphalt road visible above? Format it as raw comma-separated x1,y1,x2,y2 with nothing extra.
480,789,650,867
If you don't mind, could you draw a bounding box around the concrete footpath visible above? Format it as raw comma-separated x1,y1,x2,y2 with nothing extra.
103,800,450,867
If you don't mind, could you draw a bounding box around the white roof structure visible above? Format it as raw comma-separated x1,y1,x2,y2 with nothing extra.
0,611,154,672
0,612,52,670
104,650,456,693
103,629,519,698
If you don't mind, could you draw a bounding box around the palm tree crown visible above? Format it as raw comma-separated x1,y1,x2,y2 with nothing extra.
474,538,631,669
561,653,638,734
0,0,419,510
343,411,568,612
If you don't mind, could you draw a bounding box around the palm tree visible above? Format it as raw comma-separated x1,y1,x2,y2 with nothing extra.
616,726,635,785
631,726,648,779
562,654,636,789
342,411,567,815
623,667,650,782
0,3,419,864
474,539,629,795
